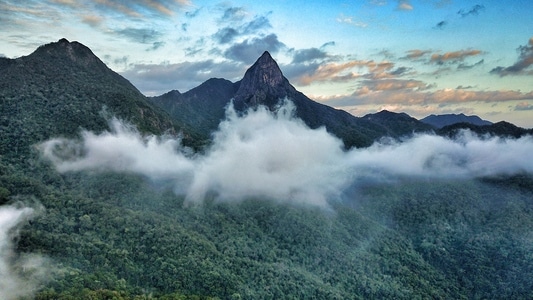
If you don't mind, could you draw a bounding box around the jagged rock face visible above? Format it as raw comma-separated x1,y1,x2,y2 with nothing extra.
234,51,296,110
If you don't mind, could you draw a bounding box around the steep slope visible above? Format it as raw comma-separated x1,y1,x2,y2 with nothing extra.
232,51,387,148
150,78,238,141
0,38,185,160
151,51,389,148
420,113,492,128
362,110,434,137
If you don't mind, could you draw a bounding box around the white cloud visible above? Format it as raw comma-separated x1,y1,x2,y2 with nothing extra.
40,100,533,207
0,205,50,300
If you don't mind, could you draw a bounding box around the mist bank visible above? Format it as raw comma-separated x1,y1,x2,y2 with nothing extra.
39,100,533,207
0,204,50,300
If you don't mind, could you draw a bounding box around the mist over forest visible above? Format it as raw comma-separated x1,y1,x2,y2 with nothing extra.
41,100,533,206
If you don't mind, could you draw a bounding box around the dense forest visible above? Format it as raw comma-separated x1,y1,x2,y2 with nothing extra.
1,141,532,299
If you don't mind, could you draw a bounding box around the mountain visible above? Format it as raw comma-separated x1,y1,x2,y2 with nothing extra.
150,78,238,143
152,52,422,148
438,121,533,138
233,51,395,148
362,110,434,137
0,38,192,161
420,113,492,128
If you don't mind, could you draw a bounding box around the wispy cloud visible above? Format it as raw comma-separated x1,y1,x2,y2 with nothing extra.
402,49,432,60
457,4,485,17
356,79,430,94
458,59,484,70
291,48,330,64
336,14,369,28
213,13,272,44
434,20,447,30
292,58,411,86
219,6,248,22
93,0,191,18
325,87,533,108
397,0,413,11
81,14,104,27
120,60,245,95
223,34,285,64
213,27,240,44
515,102,533,111
116,28,162,44
0,205,51,300
490,37,533,76
430,49,483,64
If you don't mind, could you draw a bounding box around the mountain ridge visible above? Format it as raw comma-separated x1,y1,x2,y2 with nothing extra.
151,51,437,148
0,38,199,159
420,113,493,128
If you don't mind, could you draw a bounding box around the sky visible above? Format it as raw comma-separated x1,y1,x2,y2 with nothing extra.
1,0,532,127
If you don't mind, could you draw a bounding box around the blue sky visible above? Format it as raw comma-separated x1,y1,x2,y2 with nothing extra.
1,0,532,127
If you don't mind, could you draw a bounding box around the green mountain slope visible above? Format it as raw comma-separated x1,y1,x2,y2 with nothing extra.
149,78,238,142
0,38,195,163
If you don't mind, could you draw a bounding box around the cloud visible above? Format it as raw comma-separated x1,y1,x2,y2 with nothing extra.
490,37,533,76
515,102,533,111
397,0,413,11
434,20,447,29
323,87,533,108
291,48,329,64
336,14,369,28
115,28,163,44
120,59,244,96
293,59,407,86
458,4,485,17
213,27,240,44
219,6,248,22
402,49,432,60
0,205,51,300
40,101,533,208
457,59,484,70
431,50,483,64
213,12,273,45
0,1,62,29
242,14,272,34
147,41,165,51
41,102,348,206
348,131,533,178
213,13,272,45
81,14,104,27
92,0,191,18
295,61,363,86
356,79,430,93
224,34,285,64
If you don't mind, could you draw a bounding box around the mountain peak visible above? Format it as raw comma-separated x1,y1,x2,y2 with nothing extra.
244,51,284,88
233,51,295,110
31,38,103,67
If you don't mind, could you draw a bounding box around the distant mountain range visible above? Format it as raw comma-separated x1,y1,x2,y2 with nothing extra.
1,38,531,154
420,113,492,128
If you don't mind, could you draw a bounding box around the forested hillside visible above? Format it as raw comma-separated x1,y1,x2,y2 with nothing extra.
5,158,533,299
